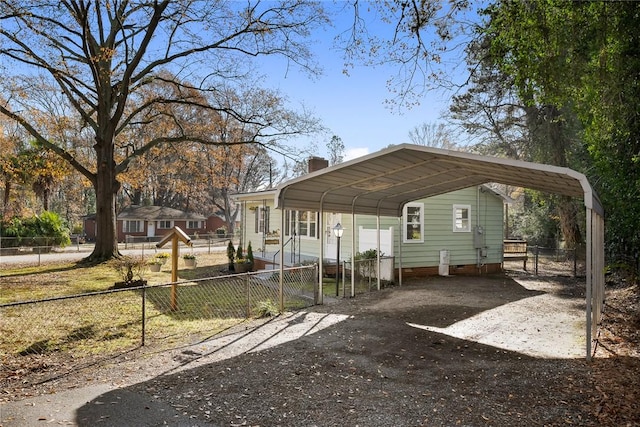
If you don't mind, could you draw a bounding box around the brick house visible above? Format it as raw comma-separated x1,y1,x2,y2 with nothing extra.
83,206,208,242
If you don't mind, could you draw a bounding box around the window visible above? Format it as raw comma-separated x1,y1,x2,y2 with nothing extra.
453,205,471,232
158,220,172,229
187,220,202,229
123,220,142,233
285,210,319,238
403,203,424,242
254,207,270,234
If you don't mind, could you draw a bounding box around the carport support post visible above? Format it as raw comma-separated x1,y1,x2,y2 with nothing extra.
279,205,285,311
586,208,592,361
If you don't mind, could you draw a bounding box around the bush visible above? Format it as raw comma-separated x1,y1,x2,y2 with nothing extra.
112,256,146,284
227,240,235,262
354,249,383,260
255,299,279,318
246,241,254,264
1,211,70,247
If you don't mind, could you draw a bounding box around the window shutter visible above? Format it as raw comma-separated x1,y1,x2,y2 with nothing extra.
265,207,270,234
254,208,259,233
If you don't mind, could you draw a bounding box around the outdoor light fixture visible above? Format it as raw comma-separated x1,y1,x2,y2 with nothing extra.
333,223,343,296
332,223,344,239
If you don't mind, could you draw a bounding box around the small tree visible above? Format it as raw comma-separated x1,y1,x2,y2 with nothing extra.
112,256,146,287
246,242,254,266
236,244,244,262
226,240,236,271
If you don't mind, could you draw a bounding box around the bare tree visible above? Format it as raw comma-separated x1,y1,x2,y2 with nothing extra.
0,1,327,261
408,122,458,150
338,0,474,109
326,135,345,166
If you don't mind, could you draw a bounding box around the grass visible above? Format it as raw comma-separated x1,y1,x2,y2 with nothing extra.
0,253,229,303
0,253,317,359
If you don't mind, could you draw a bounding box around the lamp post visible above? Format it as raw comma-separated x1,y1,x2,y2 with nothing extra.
333,223,344,296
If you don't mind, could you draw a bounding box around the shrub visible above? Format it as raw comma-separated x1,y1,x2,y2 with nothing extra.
255,299,279,318
246,241,254,264
354,249,383,260
112,256,146,284
226,240,235,262
1,211,70,247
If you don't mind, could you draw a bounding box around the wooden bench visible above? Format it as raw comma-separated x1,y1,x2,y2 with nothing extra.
503,240,528,270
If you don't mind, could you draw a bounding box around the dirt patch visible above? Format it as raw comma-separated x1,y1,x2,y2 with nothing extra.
2,272,638,426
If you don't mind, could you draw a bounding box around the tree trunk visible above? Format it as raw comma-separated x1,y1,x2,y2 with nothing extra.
89,141,121,261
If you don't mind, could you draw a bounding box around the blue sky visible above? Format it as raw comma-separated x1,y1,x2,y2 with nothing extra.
262,7,465,162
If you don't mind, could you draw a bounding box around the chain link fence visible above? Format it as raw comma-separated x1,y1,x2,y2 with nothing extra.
0,265,317,386
335,256,395,296
503,245,585,277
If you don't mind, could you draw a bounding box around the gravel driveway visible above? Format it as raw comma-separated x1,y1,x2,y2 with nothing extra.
2,272,597,426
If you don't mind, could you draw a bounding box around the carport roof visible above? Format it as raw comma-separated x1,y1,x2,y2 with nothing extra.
275,144,603,217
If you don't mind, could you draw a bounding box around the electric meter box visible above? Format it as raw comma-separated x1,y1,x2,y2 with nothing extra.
473,226,484,249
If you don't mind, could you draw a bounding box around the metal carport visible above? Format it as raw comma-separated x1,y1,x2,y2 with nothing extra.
274,144,604,360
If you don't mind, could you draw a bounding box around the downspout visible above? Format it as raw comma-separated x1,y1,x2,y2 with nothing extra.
476,186,481,269
398,208,404,286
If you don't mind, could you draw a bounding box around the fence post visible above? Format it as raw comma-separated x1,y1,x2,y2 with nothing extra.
246,273,251,318
535,245,539,276
141,283,146,346
342,261,346,298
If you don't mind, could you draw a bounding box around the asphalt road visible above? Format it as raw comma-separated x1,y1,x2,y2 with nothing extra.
0,242,227,266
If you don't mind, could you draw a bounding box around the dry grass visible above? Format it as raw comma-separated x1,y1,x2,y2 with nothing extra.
0,251,241,361
1,252,229,303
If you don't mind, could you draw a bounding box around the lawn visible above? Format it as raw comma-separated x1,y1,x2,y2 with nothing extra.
0,253,318,361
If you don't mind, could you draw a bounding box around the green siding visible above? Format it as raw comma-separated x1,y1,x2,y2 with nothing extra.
238,186,504,269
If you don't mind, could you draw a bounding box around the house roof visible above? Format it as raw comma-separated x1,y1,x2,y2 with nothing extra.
274,144,602,217
118,206,206,220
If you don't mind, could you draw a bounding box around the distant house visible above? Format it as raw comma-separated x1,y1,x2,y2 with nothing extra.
83,206,208,242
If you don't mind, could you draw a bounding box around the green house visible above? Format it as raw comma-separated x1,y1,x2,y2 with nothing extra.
234,184,506,278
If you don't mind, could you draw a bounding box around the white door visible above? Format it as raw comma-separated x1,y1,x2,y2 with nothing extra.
147,221,155,238
324,213,342,260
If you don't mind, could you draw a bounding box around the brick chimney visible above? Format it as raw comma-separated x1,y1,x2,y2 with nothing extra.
308,156,329,173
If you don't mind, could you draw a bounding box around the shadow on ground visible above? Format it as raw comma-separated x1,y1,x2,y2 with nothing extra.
68,273,595,426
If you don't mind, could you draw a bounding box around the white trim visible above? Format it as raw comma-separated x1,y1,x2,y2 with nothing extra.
403,202,424,243
452,204,472,232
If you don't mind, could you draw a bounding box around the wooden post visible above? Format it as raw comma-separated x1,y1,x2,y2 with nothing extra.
170,234,179,311
156,226,192,312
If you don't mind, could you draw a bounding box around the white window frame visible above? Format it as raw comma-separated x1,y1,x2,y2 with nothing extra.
453,204,471,232
123,220,142,233
187,220,202,229
158,220,172,229
403,203,424,243
285,210,319,239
